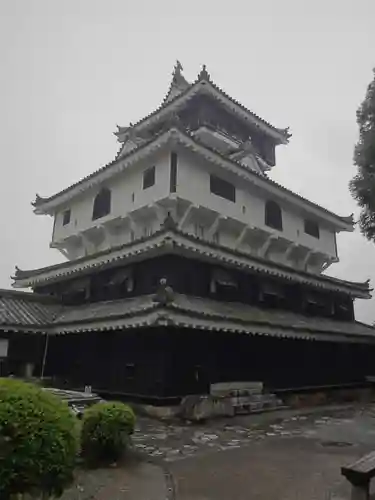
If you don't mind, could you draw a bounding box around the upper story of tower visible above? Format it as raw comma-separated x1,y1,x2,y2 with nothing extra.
31,63,354,275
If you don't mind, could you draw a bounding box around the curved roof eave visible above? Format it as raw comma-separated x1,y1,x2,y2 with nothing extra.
31,127,353,231
114,72,290,144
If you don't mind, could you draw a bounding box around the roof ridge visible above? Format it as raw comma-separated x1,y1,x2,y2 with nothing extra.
32,126,175,208
0,288,60,303
32,126,353,228
115,64,289,141
12,223,371,295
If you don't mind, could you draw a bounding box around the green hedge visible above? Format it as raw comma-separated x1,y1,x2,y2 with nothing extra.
81,402,136,466
0,378,79,499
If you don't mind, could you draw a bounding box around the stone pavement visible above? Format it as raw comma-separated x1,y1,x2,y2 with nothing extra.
60,405,375,499
169,436,360,500
132,405,375,499
60,456,168,500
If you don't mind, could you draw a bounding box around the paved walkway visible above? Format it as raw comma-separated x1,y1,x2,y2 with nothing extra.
169,437,360,500
60,404,375,499
60,457,168,500
133,404,375,500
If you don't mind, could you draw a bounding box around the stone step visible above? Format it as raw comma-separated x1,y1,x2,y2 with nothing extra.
179,391,286,421
232,392,285,414
210,382,264,397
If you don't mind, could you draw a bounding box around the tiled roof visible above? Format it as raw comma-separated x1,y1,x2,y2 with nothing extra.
52,293,375,342
1,289,374,342
54,295,156,325
161,60,191,104
116,65,290,142
0,289,61,331
33,65,293,211
12,224,371,298
31,127,353,233
171,294,375,339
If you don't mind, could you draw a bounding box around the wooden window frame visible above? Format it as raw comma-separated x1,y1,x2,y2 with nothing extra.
143,166,155,190
304,219,320,239
62,209,71,226
92,187,111,220
265,200,283,231
210,174,236,203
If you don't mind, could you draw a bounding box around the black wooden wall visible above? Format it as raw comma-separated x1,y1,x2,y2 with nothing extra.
35,255,355,322
42,327,375,403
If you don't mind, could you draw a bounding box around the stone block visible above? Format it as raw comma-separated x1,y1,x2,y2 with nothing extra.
179,395,234,422
210,381,263,397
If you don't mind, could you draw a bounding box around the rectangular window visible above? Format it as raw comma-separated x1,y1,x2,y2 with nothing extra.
124,363,136,380
305,294,327,316
260,282,285,309
143,166,155,189
62,209,71,226
210,175,236,202
304,219,320,239
170,152,177,193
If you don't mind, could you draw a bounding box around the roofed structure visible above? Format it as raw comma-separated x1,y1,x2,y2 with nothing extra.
2,62,373,403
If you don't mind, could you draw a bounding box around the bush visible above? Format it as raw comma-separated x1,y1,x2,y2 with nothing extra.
81,402,136,466
0,378,79,499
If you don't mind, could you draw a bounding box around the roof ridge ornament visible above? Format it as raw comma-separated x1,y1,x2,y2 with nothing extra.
341,213,355,225
277,126,292,139
13,266,23,278
152,278,175,305
127,125,139,141
163,60,190,104
31,193,47,207
198,64,210,82
162,211,177,230
172,60,184,81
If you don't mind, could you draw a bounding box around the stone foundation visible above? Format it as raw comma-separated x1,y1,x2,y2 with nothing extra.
280,386,375,409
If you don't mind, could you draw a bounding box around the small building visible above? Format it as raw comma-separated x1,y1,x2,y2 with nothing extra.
1,62,374,404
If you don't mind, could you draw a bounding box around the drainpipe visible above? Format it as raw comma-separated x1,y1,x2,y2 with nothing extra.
40,331,50,379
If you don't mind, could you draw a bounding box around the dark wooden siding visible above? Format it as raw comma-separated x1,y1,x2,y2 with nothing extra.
35,255,355,322
42,327,375,402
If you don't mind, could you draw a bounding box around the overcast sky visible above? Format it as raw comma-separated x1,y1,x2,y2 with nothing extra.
1,0,374,323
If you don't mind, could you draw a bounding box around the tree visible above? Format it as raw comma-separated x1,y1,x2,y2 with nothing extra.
350,68,375,242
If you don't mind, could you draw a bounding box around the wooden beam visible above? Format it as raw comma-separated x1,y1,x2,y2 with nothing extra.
178,204,196,229
127,214,137,234
301,250,313,271
81,233,95,255
234,226,248,249
100,223,115,247
284,243,297,261
258,235,277,258
321,258,334,272
153,204,166,224
57,247,69,259
206,215,224,240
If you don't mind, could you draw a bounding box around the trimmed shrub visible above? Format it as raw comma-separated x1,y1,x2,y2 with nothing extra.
0,378,79,500
81,402,136,466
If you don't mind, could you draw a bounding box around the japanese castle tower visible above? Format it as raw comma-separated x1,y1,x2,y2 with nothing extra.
1,63,374,402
